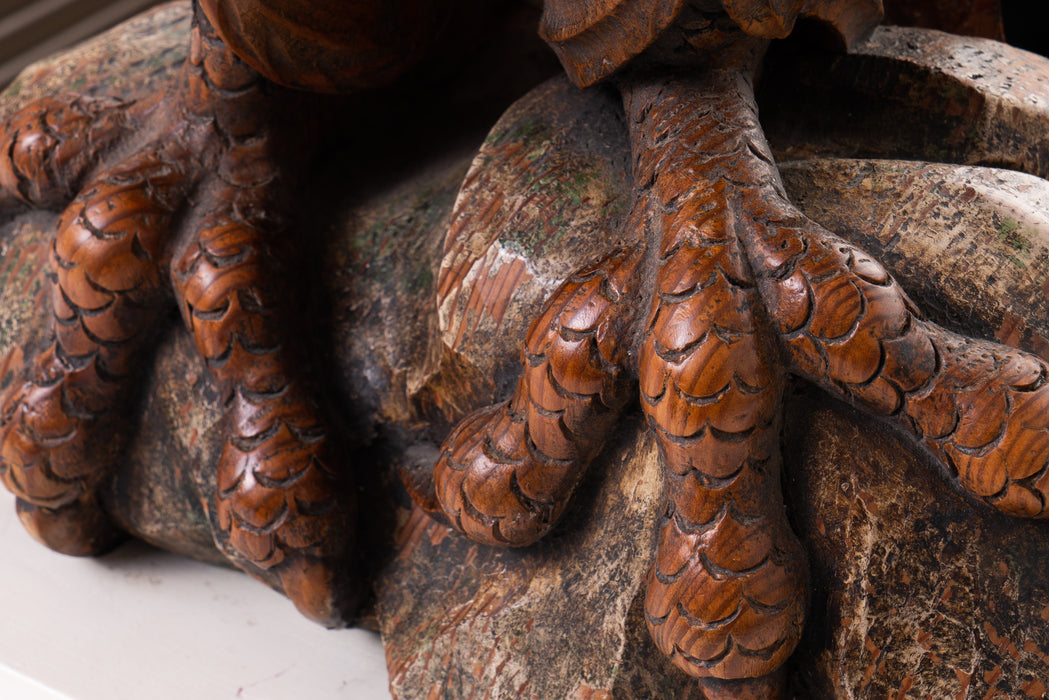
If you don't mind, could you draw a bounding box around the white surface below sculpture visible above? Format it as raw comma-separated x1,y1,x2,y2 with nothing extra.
0,513,391,700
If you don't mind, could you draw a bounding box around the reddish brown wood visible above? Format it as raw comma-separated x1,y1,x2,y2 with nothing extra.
425,3,1049,693
0,5,353,625
432,247,643,545
720,0,883,44
0,92,175,556
196,0,454,92
624,74,807,684
538,0,686,87
4,0,1049,696
540,0,883,87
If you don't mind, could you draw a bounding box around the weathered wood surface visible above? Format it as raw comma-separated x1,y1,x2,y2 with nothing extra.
4,5,1049,698
781,159,1049,359
0,0,561,606
379,76,1049,698
762,25,1049,175
780,159,1049,698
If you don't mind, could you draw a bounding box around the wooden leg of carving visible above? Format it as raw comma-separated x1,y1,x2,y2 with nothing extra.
172,189,353,626
737,175,1049,518
619,69,806,685
433,247,643,546
900,334,1049,516
0,153,183,554
0,94,128,214
639,222,805,686
621,66,1049,521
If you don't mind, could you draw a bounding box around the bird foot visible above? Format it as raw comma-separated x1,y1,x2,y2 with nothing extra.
0,5,354,624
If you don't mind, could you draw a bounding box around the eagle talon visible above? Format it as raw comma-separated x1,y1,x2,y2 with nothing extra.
422,5,1049,692
0,3,355,624
16,495,123,557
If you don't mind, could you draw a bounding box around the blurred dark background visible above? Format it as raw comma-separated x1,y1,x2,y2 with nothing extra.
0,0,163,86
1001,0,1048,56
1,1,1046,91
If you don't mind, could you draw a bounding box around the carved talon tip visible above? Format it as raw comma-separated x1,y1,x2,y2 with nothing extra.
16,497,123,557
696,669,786,700
277,554,358,628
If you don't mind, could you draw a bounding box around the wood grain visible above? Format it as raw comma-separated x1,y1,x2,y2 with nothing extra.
0,4,354,625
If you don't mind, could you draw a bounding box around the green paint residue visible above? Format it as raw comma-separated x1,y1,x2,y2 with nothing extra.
405,262,433,296
4,76,24,98
480,113,625,269
508,120,547,146
505,175,585,260
482,128,505,146
998,216,1033,252
483,119,548,151
539,168,597,208
995,216,1035,269
503,158,618,262
494,115,608,260
965,124,981,147
144,51,176,71
352,183,456,297
502,220,565,262
508,120,553,162
0,285,37,353
998,216,1020,237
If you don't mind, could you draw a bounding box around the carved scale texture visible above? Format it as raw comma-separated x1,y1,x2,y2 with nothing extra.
624,75,806,681
0,95,128,214
0,7,352,624
642,70,1049,519
0,104,179,554
165,16,354,623
539,0,687,87
433,246,643,546
197,0,452,92
171,197,345,574
430,59,1049,684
